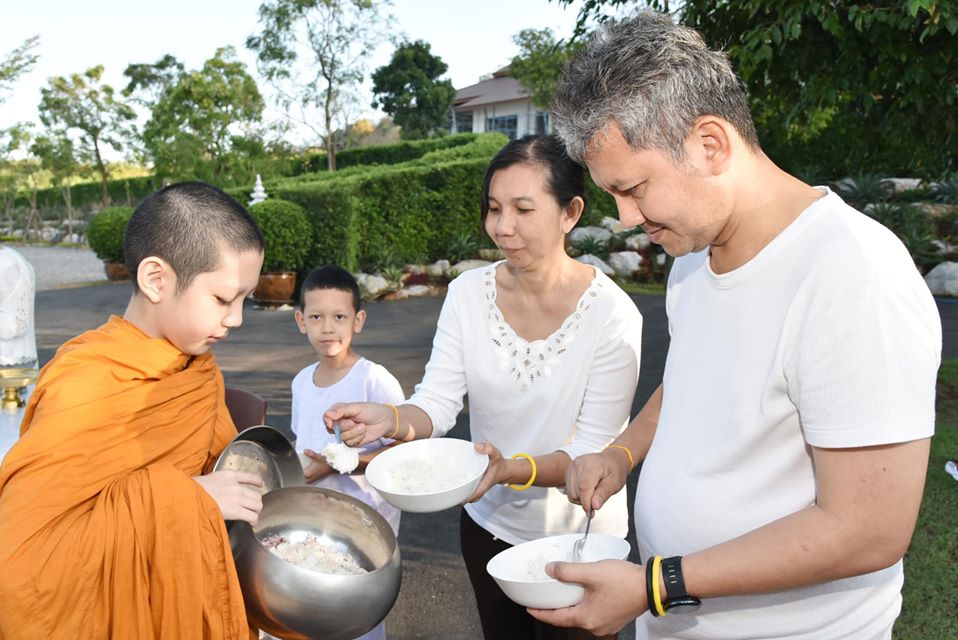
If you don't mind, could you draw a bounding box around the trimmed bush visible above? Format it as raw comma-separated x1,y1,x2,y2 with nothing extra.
290,133,479,175
248,199,312,273
87,206,133,263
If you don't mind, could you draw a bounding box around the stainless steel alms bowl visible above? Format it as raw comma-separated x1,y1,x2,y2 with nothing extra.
214,425,305,494
229,486,402,640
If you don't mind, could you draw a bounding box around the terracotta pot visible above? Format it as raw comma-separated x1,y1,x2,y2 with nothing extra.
103,261,130,282
253,272,297,308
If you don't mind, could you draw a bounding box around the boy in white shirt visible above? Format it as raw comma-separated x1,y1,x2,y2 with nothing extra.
290,266,404,640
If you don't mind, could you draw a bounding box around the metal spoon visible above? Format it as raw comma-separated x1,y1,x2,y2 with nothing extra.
572,509,594,562
333,422,342,444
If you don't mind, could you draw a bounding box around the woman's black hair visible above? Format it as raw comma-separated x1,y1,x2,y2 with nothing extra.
479,135,586,225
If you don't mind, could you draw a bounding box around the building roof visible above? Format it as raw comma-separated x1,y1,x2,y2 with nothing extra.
453,66,530,111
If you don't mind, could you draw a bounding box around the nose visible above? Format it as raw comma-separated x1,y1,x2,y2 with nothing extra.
495,209,516,236
615,196,646,229
224,300,244,328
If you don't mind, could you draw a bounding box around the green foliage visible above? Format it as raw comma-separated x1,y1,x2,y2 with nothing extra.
0,36,38,104
87,206,133,262
291,133,478,174
561,1,958,177
381,265,405,286
835,173,892,208
247,0,393,171
445,230,479,263
248,199,312,272
570,235,609,260
38,66,136,207
371,40,456,140
125,48,267,185
932,175,958,204
510,28,583,109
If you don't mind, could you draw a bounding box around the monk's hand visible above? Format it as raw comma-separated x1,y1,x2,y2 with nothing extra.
565,450,630,515
528,559,646,636
464,442,507,503
302,449,334,483
323,402,392,446
194,470,264,525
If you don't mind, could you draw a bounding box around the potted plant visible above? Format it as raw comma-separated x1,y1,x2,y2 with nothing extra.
248,199,312,307
87,206,133,281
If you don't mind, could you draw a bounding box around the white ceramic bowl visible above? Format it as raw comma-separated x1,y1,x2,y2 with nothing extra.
365,438,489,512
486,533,631,609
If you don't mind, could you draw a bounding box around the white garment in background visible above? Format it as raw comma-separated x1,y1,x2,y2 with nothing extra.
0,246,37,368
291,357,404,535
635,189,941,640
406,262,643,545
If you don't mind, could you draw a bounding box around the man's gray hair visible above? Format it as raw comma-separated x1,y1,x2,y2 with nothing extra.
552,10,760,164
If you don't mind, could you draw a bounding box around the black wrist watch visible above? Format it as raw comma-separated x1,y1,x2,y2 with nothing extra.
660,555,702,614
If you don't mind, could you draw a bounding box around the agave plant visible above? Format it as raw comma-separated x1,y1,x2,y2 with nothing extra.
835,173,892,208
570,235,609,260
931,174,958,205
445,231,479,263
381,265,406,288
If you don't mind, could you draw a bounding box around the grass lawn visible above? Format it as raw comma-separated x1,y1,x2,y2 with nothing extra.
895,359,958,639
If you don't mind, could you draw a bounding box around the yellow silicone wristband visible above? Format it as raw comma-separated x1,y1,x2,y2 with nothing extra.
606,443,636,470
508,453,537,490
386,404,400,439
651,555,667,617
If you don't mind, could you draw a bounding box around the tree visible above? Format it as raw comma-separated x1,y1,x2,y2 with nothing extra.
247,0,393,171
509,28,584,110
125,48,266,184
557,0,958,177
0,36,39,104
371,40,456,140
0,124,32,228
31,131,84,238
38,66,136,207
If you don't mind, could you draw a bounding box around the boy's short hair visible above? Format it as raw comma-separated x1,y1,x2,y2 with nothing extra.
124,181,265,293
298,265,362,313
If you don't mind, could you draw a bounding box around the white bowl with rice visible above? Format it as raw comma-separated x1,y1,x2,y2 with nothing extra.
486,533,631,609
365,438,489,512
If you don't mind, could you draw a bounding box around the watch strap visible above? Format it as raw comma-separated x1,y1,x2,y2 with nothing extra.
661,555,689,602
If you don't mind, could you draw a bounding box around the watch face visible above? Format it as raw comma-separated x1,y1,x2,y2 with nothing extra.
664,597,702,614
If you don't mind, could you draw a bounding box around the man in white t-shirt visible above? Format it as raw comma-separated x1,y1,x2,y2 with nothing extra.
530,12,942,640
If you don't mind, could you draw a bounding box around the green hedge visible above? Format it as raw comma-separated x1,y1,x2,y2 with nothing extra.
30,176,161,213
87,206,134,262
290,133,479,174
248,199,313,272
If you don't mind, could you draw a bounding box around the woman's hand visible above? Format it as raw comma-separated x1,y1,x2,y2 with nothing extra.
464,442,508,503
324,402,393,446
302,449,334,483
565,450,631,514
194,470,264,525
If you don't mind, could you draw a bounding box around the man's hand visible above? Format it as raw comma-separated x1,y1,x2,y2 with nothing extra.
528,559,647,635
194,470,264,525
302,449,335,483
324,402,392,446
565,450,631,513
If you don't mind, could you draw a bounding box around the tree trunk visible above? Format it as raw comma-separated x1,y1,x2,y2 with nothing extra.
93,138,111,207
325,83,336,172
61,184,74,238
24,186,41,240
125,180,132,207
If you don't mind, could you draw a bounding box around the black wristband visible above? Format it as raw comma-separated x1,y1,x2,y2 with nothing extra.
645,555,660,617
661,555,688,601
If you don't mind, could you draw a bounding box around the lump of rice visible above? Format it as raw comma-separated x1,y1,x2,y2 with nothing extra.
388,456,473,494
521,541,573,581
322,442,360,473
260,533,367,575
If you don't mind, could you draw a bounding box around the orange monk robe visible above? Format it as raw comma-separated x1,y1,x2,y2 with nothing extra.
0,316,255,639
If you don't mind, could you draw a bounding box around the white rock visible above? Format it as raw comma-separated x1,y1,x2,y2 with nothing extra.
625,233,651,251
608,251,643,278
933,240,955,255
478,247,505,261
355,273,391,299
569,226,612,245
576,254,615,276
425,259,451,277
599,216,627,232
393,284,435,299
451,259,492,273
656,253,666,266
924,262,958,296
882,178,922,193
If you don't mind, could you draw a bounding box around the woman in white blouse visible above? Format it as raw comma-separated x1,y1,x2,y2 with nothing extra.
328,136,643,640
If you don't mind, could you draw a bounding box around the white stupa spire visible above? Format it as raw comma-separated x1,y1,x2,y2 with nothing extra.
249,174,268,206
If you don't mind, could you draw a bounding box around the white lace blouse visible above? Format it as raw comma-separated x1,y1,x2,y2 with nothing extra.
406,261,643,545
0,246,37,368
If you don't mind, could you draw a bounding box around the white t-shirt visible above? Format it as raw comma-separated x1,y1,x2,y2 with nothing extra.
290,357,405,534
635,189,941,640
0,246,37,368
406,262,643,545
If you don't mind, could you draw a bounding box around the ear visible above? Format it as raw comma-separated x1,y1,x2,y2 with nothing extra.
562,196,585,234
353,309,367,334
689,116,732,176
136,256,174,303
294,309,307,334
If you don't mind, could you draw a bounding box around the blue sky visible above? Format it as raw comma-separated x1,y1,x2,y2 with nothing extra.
0,0,583,151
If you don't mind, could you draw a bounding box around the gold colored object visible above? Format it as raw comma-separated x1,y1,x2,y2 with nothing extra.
0,368,39,411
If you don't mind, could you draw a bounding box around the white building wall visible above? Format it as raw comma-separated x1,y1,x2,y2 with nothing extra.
463,99,551,138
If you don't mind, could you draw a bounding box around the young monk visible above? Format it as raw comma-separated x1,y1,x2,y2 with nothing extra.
0,182,266,639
